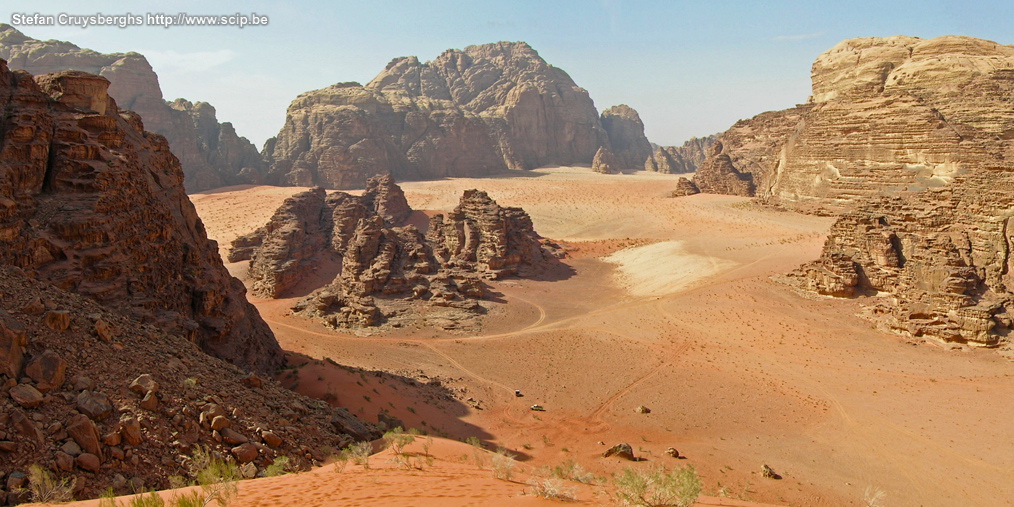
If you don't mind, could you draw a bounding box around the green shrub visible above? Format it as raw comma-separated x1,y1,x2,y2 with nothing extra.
27,464,76,503
614,465,702,507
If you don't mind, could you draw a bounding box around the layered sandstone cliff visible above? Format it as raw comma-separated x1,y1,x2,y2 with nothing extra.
265,41,610,188
0,24,265,191
232,177,560,328
692,35,1014,213
0,62,280,372
750,35,1014,349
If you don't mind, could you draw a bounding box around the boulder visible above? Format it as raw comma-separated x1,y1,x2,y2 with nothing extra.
24,350,67,392
9,383,44,408
591,146,618,174
602,442,636,461
76,390,113,421
66,414,103,458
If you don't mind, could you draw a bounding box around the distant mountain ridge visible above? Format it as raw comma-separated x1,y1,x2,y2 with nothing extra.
0,24,266,192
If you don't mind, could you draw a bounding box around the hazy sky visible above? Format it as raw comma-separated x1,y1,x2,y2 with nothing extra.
8,1,1013,148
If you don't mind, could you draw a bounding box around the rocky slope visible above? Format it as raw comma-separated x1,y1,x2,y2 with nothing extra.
0,62,374,502
0,62,279,373
231,176,561,329
645,135,716,174
0,265,372,503
600,105,652,170
0,24,265,191
691,35,1014,213
264,41,610,188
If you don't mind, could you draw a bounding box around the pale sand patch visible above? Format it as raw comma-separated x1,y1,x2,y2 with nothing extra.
603,240,737,296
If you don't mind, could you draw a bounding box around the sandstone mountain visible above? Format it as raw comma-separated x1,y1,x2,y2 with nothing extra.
0,24,265,192
645,135,716,174
691,35,1014,213
714,35,1014,349
264,41,610,188
231,176,562,329
600,105,652,170
0,62,279,373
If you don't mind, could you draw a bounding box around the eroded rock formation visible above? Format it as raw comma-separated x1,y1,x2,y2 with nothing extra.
591,146,618,174
691,35,1014,213
601,105,652,170
232,177,560,328
768,35,1014,349
669,177,701,197
265,41,610,188
0,24,265,191
645,135,716,174
0,62,280,372
788,172,1014,347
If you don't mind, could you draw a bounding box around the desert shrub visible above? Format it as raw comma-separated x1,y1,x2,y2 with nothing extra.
529,477,577,501
464,436,485,469
491,448,517,481
550,459,600,484
347,441,373,469
263,455,291,477
384,427,416,468
173,445,239,506
27,464,76,503
129,490,166,507
614,465,701,507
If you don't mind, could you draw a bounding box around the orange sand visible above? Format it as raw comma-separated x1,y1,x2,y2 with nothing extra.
171,167,1014,506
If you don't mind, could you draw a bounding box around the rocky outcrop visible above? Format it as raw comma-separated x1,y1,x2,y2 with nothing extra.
644,136,716,174
232,177,560,328
691,35,1014,213
788,172,1014,347
601,105,652,170
0,265,374,501
265,41,609,188
693,141,754,196
0,62,280,372
0,24,265,191
775,36,1014,348
591,146,618,174
669,177,700,197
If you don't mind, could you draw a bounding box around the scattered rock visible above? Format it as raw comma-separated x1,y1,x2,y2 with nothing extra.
0,440,17,453
44,310,71,332
76,390,113,421
602,442,636,461
634,405,651,414
231,443,259,463
93,318,114,342
210,415,231,431
9,383,44,408
666,447,680,459
129,374,160,395
139,391,159,411
239,462,257,479
762,464,782,479
76,452,101,472
66,414,103,458
220,427,248,445
241,375,263,388
24,349,68,392
55,450,74,471
261,431,282,448
118,415,143,446
10,408,44,442
0,315,28,378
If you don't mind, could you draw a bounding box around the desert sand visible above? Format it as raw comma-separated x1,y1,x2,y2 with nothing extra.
182,168,1014,506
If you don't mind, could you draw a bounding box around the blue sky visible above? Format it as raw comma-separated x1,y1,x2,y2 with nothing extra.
8,1,1013,148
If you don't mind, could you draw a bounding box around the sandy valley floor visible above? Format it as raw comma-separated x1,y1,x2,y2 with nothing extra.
180,168,1014,506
